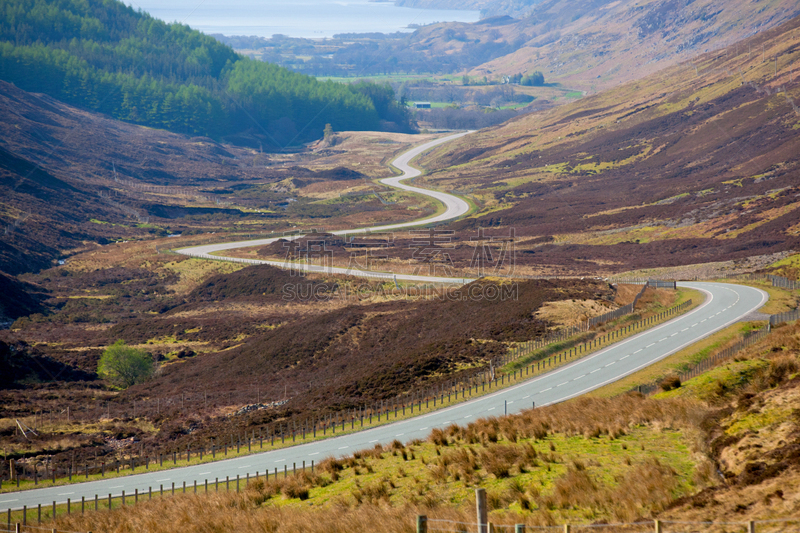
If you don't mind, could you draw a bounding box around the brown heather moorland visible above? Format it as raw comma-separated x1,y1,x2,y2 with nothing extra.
3,7,800,530
400,15,800,276
0,79,442,277
6,250,666,477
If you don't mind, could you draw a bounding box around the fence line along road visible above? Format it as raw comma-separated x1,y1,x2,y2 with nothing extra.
417,516,798,533
2,283,653,432
3,294,692,490
414,487,799,533
2,282,769,512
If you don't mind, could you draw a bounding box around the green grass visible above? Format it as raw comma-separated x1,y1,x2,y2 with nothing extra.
505,289,702,377
316,74,441,83
654,359,768,404
295,428,695,514
724,404,793,435
766,252,800,271
3,424,697,527
589,321,760,399
497,102,531,110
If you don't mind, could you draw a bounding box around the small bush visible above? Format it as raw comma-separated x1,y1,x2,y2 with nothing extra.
282,478,310,500
660,375,681,391
429,428,448,446
97,340,154,388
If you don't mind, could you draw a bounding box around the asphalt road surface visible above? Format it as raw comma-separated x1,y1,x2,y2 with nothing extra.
3,281,768,509
177,131,474,284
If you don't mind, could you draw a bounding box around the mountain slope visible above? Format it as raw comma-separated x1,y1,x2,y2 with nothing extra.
0,79,427,276
0,0,410,143
413,15,800,276
470,0,800,90
382,0,800,93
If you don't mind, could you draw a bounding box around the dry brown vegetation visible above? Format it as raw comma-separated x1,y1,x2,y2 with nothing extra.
49,394,706,531
0,80,434,277
461,0,800,91
1,255,628,479
394,15,800,277
42,320,800,531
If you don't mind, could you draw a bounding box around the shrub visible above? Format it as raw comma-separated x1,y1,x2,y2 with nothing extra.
429,428,448,446
97,340,154,388
282,478,310,500
660,375,681,391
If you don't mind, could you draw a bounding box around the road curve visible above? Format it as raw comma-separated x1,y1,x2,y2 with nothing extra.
177,131,474,284
4,282,768,510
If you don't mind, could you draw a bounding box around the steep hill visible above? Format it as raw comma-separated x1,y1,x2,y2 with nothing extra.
363,0,799,92
410,15,800,276
0,80,417,276
469,0,800,90
0,0,411,143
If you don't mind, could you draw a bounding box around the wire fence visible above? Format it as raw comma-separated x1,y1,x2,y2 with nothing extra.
607,279,677,289
1,524,88,533
587,282,650,327
770,308,800,326
628,297,800,397
2,297,692,488
631,326,771,396
3,468,312,529
420,518,800,533
607,272,800,291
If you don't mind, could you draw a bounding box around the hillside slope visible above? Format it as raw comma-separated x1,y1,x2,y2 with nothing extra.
411,15,800,276
0,0,410,143
119,269,614,407
384,0,800,92
0,80,418,276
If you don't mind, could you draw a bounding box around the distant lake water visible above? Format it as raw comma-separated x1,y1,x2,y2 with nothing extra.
128,0,480,39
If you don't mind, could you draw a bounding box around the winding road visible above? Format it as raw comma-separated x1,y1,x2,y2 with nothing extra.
1,134,771,512
178,131,474,284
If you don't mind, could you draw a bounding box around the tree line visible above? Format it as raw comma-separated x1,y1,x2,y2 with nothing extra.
0,0,412,144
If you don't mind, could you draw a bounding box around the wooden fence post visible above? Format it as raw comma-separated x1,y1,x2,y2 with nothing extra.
416,515,427,533
476,488,488,533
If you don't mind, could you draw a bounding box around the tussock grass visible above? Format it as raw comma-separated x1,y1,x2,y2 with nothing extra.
48,394,704,530
46,317,800,530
